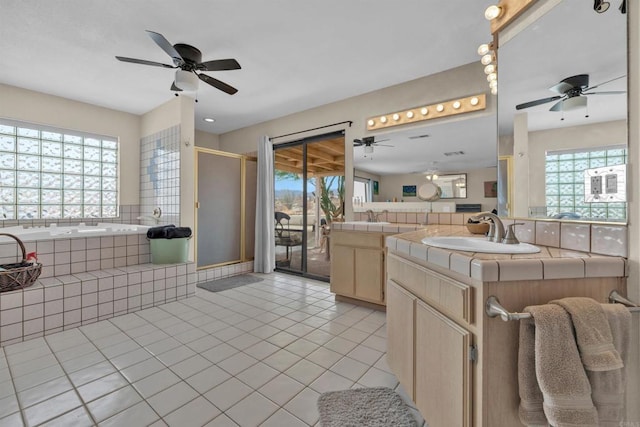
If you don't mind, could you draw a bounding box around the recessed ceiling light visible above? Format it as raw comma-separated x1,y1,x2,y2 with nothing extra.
203,117,215,123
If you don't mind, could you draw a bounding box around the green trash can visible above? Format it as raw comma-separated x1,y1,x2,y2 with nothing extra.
149,237,190,264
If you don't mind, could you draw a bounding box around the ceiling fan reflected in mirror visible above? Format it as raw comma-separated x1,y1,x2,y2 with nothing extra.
115,30,241,94
515,74,625,112
353,136,393,155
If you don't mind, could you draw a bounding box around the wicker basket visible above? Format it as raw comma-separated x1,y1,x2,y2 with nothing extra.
0,233,42,293
465,222,490,235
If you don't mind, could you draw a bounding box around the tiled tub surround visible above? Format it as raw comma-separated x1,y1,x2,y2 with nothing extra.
0,205,142,229
0,232,151,279
140,126,181,227
0,263,197,347
387,225,627,282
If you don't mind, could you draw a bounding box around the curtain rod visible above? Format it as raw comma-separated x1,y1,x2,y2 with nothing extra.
270,121,353,141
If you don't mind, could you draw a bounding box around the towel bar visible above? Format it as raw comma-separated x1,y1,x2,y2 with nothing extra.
485,291,640,322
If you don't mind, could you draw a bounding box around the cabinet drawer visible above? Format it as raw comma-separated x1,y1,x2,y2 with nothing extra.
331,231,383,248
387,253,473,323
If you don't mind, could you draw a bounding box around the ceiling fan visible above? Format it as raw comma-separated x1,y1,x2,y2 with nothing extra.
353,136,393,154
116,30,241,94
515,74,625,112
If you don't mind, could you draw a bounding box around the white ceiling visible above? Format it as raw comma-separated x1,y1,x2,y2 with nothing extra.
3,1,624,177
0,0,496,135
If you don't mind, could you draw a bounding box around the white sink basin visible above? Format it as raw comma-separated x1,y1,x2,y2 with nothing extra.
421,236,541,254
342,221,391,225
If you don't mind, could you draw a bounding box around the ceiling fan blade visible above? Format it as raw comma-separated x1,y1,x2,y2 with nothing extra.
198,59,241,71
170,82,183,92
582,91,626,95
515,96,563,110
198,73,238,94
373,138,390,143
549,100,564,112
146,30,184,64
115,56,175,68
353,140,363,146
583,75,626,92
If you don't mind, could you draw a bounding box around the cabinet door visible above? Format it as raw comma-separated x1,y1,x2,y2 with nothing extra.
330,245,355,296
355,248,383,302
415,300,472,427
386,280,416,399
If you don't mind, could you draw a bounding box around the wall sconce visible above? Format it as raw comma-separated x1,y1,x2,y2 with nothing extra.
366,94,486,131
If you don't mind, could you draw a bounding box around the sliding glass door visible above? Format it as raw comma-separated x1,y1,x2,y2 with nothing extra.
273,132,344,281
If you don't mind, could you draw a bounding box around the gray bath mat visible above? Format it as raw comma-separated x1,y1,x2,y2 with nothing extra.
317,387,417,427
196,274,263,293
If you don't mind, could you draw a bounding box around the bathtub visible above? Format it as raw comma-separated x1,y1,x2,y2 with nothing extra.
0,223,151,242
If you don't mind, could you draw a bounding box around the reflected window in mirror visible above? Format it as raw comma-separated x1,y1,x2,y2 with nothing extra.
354,176,373,203
433,174,467,199
540,146,626,222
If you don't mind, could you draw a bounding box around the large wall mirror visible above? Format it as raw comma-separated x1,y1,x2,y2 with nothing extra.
353,115,497,211
497,0,627,223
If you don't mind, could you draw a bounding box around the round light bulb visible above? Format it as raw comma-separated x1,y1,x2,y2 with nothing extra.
392,113,400,121
489,80,498,88
487,73,497,82
432,174,438,180
470,97,479,106
436,104,444,112
484,64,495,74
367,119,375,127
484,5,502,20
477,43,490,56
491,86,498,95
481,54,493,65
421,107,428,116
452,101,461,109
406,111,414,119
380,116,387,123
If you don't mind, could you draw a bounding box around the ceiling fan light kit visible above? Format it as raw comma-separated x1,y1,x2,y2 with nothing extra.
366,94,485,131
175,69,199,92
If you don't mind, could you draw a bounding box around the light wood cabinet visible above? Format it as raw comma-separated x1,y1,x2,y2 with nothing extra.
386,250,626,427
330,230,387,305
386,280,416,398
415,300,472,427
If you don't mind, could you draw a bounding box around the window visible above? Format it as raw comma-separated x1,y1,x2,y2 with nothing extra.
354,177,371,203
0,119,118,220
545,146,626,221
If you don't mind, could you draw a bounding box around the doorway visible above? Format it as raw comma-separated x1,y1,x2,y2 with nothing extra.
273,132,345,281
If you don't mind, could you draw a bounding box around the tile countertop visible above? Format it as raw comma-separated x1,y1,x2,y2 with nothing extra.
386,225,627,282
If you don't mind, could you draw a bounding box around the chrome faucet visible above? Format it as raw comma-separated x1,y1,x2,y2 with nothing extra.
365,209,388,222
471,212,505,243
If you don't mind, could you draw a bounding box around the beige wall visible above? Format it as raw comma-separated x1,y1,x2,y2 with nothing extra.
377,167,497,211
0,83,141,205
219,61,494,219
195,130,220,150
527,120,627,208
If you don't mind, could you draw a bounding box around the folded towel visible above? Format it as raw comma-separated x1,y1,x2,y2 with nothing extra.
518,304,598,427
518,314,547,426
147,224,176,239
587,303,631,426
551,297,623,372
164,227,192,239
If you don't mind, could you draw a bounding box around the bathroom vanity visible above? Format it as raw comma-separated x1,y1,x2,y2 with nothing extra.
386,225,627,427
329,222,424,307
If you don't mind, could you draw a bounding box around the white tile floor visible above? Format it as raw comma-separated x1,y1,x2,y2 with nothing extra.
0,273,426,427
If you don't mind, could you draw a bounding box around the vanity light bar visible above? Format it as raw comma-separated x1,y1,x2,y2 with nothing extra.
366,94,486,131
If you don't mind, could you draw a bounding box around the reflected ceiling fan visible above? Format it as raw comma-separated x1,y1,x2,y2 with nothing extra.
353,136,393,154
116,30,241,94
515,74,625,112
